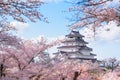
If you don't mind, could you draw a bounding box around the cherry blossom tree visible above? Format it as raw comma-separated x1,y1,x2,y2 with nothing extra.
34,60,103,80
0,0,46,51
0,0,63,78
68,0,120,31
0,0,47,52
34,59,120,80
0,0,46,23
102,71,120,80
0,36,63,80
101,58,120,71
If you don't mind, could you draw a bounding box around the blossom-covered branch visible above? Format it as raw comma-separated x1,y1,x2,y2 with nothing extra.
69,0,120,31
0,0,47,22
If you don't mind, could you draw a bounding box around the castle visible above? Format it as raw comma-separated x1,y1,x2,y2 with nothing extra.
54,30,96,62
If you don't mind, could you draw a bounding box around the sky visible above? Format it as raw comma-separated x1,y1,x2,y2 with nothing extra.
12,0,120,60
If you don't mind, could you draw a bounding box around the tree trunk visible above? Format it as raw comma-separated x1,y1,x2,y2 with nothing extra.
73,71,79,80
62,77,65,80
0,64,4,77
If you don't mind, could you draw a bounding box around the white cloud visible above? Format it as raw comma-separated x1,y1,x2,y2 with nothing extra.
105,0,120,8
10,21,29,31
29,35,46,43
80,27,95,41
80,21,120,42
31,35,65,44
97,21,120,42
47,35,65,42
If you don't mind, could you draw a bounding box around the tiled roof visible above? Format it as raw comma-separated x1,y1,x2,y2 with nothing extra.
62,39,88,44
90,53,96,56
58,45,81,49
60,51,83,54
68,57,97,60
79,46,92,51
66,30,84,38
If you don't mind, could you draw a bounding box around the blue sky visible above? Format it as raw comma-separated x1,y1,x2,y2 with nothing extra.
13,0,120,60
16,1,70,38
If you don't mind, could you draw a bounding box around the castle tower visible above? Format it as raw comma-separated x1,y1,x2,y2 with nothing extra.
54,30,96,62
